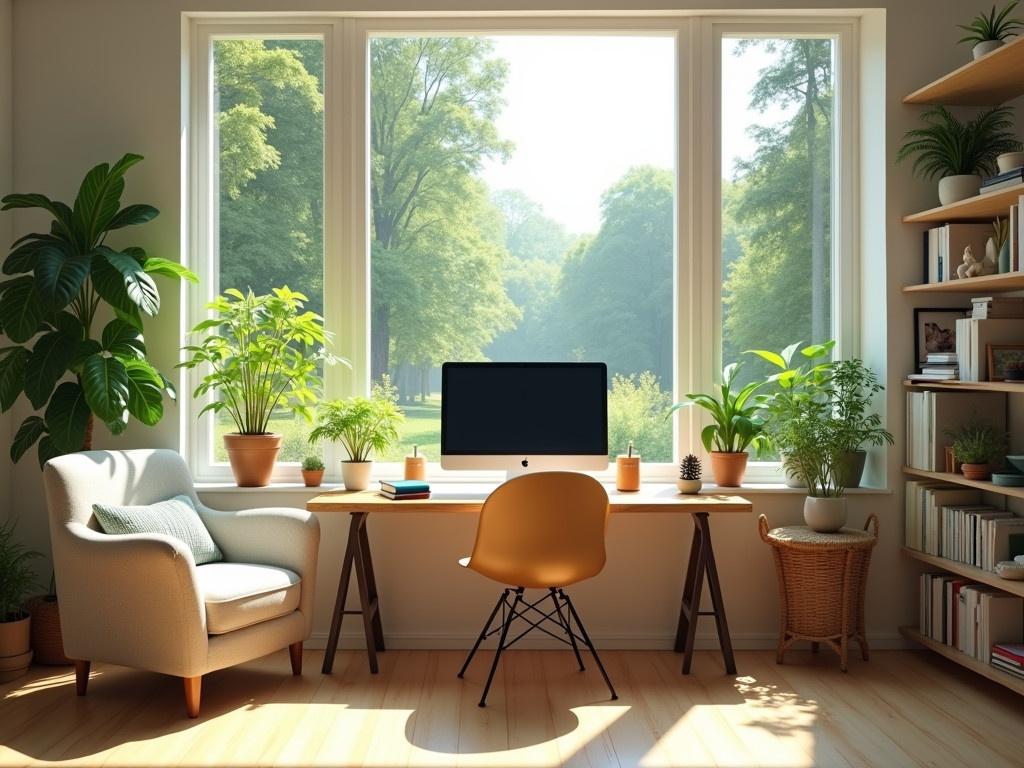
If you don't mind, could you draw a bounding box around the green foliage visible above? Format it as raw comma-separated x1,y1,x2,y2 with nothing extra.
679,454,702,481
896,105,1022,181
0,154,196,467
947,421,1006,465
309,393,404,463
301,455,324,471
607,371,673,462
993,216,1011,252
958,1,1024,43
0,519,41,621
831,358,893,453
181,286,343,435
671,362,766,454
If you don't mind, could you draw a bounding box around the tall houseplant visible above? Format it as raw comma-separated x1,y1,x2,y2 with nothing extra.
0,519,40,682
668,362,766,487
181,287,343,487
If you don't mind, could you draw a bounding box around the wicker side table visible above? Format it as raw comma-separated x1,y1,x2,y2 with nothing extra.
758,513,878,672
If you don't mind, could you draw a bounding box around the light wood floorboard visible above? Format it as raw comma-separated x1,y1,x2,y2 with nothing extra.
1,650,1022,768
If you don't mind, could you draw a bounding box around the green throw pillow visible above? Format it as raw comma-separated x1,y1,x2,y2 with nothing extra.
92,495,223,565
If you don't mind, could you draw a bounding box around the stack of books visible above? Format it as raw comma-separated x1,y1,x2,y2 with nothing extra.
972,295,1024,319
921,223,991,283
919,574,1023,662
980,167,1024,193
915,352,959,381
992,643,1024,680
379,479,430,500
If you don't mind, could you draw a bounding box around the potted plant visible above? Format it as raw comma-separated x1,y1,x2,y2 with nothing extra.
677,454,703,494
896,105,1022,205
947,421,1006,480
309,386,403,491
0,519,40,682
669,362,766,487
301,455,325,487
958,1,1024,59
831,358,894,488
992,216,1012,273
181,287,344,487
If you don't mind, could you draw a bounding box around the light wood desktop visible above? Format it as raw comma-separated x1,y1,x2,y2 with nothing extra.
307,484,752,677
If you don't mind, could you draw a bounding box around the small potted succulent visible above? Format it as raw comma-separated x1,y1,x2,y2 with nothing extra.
0,519,40,683
958,1,1024,59
301,455,325,487
677,454,703,494
947,421,1006,480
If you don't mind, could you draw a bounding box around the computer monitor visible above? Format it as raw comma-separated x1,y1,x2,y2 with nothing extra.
441,362,608,474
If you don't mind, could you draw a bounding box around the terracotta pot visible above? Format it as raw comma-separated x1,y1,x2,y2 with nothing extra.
25,595,70,665
804,496,848,533
301,469,324,487
223,433,282,487
961,463,992,481
710,451,748,487
341,461,373,491
0,613,32,683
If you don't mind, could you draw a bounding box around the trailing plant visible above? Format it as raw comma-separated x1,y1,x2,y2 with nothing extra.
958,1,1024,44
679,454,702,481
301,455,325,472
993,216,1011,252
896,105,1022,181
308,393,404,463
831,358,894,454
0,154,197,467
0,519,41,622
180,287,344,435
669,362,767,454
947,421,1006,465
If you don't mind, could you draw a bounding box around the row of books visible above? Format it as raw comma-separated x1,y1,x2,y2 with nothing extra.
955,317,1024,382
992,642,1024,680
919,573,1023,663
904,391,1005,471
378,479,430,500
921,195,1024,284
905,481,1024,569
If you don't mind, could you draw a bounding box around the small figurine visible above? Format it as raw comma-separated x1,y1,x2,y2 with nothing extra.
957,244,997,279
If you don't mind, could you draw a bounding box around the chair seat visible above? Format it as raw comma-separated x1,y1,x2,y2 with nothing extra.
195,563,301,635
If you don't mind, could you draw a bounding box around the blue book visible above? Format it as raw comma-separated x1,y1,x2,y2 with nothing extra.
380,480,430,494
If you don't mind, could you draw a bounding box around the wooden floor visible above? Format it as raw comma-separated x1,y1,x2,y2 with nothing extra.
1,649,1023,767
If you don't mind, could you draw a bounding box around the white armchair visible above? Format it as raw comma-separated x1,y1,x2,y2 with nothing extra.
42,449,319,717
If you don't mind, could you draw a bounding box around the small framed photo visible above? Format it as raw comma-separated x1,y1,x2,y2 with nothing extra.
986,344,1024,381
914,308,970,368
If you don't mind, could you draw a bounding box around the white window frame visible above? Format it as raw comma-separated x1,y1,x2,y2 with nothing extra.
183,13,861,486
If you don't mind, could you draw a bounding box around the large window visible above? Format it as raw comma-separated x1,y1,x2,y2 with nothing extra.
187,17,857,483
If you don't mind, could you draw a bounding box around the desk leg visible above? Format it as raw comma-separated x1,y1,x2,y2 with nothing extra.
358,518,386,652
699,513,736,675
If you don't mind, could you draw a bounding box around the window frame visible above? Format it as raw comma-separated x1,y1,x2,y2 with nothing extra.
184,13,861,486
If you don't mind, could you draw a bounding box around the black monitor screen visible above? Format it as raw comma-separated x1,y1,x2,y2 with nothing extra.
441,362,608,455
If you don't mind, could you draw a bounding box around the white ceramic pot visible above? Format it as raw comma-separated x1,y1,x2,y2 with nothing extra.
973,40,1004,59
779,454,806,489
938,174,982,206
676,478,702,494
341,460,373,491
997,151,1024,173
803,496,848,533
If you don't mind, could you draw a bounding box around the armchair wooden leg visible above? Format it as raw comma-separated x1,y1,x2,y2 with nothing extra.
289,641,303,675
74,660,90,696
184,676,202,719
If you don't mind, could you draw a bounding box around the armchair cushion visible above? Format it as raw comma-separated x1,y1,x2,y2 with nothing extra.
93,495,223,565
195,562,301,635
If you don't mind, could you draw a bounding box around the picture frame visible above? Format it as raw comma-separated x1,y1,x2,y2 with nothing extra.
914,307,970,368
986,344,1024,381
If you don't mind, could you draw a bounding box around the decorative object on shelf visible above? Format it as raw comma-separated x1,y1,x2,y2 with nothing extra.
947,420,1006,480
914,308,971,370
832,359,894,488
616,441,641,492
301,455,325,487
676,454,703,494
997,150,1024,173
0,519,40,683
669,362,766,488
991,472,1024,486
896,105,1022,205
986,343,1024,381
995,560,1024,579
404,444,426,481
1006,454,1024,472
945,445,964,474
309,380,404,492
957,244,991,279
989,216,1012,273
181,286,344,487
957,1,1024,59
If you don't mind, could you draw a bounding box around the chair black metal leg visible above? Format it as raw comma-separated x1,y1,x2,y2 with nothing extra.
459,589,508,679
550,588,585,671
479,588,523,707
561,590,617,701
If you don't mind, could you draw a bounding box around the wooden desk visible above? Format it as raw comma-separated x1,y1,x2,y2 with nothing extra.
307,484,751,677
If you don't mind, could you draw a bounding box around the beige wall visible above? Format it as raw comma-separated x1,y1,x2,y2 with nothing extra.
4,0,979,649
0,0,12,526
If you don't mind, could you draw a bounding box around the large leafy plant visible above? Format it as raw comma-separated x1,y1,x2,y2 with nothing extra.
669,362,766,454
0,518,41,622
896,105,1022,180
0,154,196,467
831,358,893,454
958,1,1024,44
181,287,341,435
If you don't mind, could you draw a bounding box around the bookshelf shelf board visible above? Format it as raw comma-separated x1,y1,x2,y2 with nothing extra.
899,626,1024,696
903,182,1024,224
900,545,1024,599
902,379,1024,394
904,36,1024,105
903,272,1024,294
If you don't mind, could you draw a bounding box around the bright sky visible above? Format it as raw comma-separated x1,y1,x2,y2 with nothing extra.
478,36,795,235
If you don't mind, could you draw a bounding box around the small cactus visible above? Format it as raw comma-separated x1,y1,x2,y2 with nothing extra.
679,454,702,481
302,455,325,472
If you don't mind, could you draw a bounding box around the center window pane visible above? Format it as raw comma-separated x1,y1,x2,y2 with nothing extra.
369,35,677,463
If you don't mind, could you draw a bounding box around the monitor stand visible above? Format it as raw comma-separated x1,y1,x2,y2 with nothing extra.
505,461,535,481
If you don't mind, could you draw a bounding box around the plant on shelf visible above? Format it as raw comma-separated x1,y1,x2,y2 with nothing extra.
0,519,40,683
992,216,1012,272
668,362,766,488
308,379,404,491
180,286,346,487
895,105,1022,206
946,421,1006,480
301,455,325,488
958,1,1024,59
831,358,894,488
677,454,703,495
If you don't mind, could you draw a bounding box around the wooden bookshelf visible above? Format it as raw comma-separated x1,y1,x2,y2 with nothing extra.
903,182,1024,224
903,379,1024,393
904,36,1024,106
902,465,1024,501
899,627,1024,696
903,272,1024,294
901,546,1024,599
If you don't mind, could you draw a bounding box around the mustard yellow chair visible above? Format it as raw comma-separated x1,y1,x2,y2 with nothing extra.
457,471,617,706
